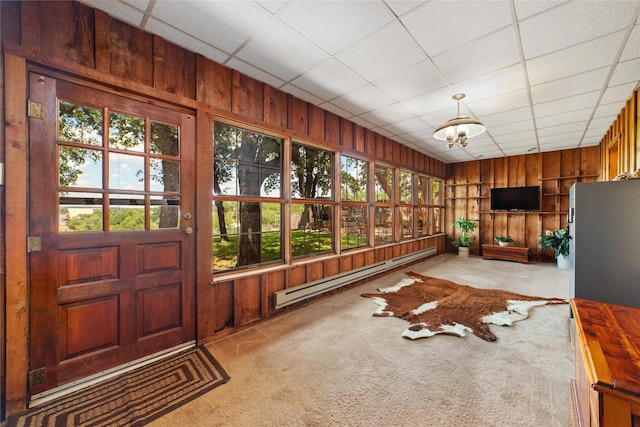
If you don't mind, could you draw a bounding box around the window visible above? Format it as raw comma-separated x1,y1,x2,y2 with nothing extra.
340,155,368,250
374,165,394,244
213,123,283,271
416,175,429,236
291,143,334,258
399,170,413,239
58,100,181,232
431,179,443,234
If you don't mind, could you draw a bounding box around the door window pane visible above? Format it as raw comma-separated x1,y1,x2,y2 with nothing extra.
109,153,144,191
109,194,145,230
58,100,103,146
59,192,103,232
59,146,102,188
109,112,144,152
150,122,179,156
151,196,180,229
150,158,180,192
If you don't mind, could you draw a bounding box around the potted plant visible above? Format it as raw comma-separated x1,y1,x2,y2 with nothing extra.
452,217,478,257
494,235,513,247
537,227,571,269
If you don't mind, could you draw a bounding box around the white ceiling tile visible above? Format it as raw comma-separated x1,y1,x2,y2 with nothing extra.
609,58,640,86
535,108,593,128
490,120,535,137
454,64,527,101
588,115,620,131
331,84,394,116
374,60,448,102
432,27,521,84
255,1,287,14
467,89,531,117
621,24,640,61
538,131,584,145
526,31,627,85
399,87,461,118
382,117,430,135
533,91,601,118
335,21,426,81
401,1,512,57
80,0,146,26
291,59,367,101
530,68,610,104
276,1,394,55
384,1,424,17
226,58,286,89
499,139,539,149
502,146,537,156
513,1,565,21
580,137,604,147
319,102,353,120
349,116,377,129
236,19,328,81
145,18,230,64
360,103,413,127
279,84,324,105
493,130,537,144
150,1,271,54
600,82,639,105
481,106,532,127
519,0,637,59
371,127,396,138
593,102,626,119
537,121,588,137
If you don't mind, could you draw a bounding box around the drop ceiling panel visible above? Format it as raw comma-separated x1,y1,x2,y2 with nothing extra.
81,0,640,164
400,1,512,57
236,19,329,81
335,21,426,82
150,1,271,54
275,1,394,55
432,27,520,84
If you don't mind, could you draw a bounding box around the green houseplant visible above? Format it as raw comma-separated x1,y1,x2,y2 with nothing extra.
494,235,514,246
537,227,571,268
452,217,478,257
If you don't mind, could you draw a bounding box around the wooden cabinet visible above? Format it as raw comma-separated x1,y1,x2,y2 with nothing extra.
481,244,528,264
571,299,640,427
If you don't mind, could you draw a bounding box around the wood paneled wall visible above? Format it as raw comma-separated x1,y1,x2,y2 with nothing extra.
600,89,639,180
1,1,447,412
445,147,601,260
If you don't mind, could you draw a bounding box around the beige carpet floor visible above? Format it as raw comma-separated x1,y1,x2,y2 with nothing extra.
149,254,575,427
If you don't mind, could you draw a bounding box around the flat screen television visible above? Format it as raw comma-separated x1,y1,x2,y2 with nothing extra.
490,186,540,211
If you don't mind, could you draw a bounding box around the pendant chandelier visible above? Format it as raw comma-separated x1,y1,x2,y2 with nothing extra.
433,93,486,149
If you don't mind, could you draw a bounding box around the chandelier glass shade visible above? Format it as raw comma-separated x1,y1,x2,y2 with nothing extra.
433,93,486,149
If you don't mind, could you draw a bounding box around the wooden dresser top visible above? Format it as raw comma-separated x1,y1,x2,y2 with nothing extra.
571,298,640,399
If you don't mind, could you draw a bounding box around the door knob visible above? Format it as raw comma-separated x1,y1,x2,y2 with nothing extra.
182,226,193,235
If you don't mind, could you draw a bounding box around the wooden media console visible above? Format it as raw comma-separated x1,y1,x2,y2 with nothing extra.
481,244,529,264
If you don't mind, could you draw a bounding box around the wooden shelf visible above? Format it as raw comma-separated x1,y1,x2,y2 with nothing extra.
539,174,599,181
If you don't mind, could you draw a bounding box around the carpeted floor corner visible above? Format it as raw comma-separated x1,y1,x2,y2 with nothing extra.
6,346,229,427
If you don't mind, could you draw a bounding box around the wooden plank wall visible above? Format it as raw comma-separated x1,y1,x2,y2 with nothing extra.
445,147,601,260
1,0,445,360
600,90,639,179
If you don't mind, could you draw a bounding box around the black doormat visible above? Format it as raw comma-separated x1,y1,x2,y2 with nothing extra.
7,346,230,427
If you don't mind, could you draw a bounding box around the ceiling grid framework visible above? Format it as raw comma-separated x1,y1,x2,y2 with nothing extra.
80,0,640,164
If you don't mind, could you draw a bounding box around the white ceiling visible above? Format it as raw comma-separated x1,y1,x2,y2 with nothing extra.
80,0,640,164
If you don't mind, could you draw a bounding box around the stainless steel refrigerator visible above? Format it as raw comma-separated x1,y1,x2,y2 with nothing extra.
568,180,640,308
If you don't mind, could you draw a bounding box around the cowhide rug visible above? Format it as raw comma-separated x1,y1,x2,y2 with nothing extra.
361,271,567,342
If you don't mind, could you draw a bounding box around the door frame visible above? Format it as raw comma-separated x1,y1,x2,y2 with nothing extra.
3,55,205,413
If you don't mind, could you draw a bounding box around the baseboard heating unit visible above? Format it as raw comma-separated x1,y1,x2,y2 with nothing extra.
274,246,436,309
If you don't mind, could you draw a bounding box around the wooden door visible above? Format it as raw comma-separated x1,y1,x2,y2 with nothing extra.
27,73,196,397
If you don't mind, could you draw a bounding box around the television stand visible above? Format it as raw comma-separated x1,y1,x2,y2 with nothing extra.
482,244,529,264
